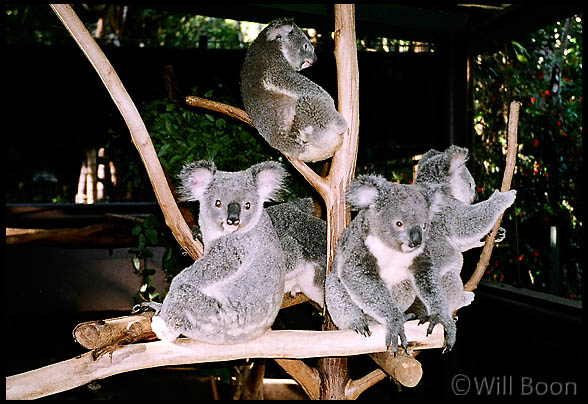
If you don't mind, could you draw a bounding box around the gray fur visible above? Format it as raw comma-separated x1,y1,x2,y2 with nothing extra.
143,161,288,344
266,198,327,307
410,145,517,352
240,18,347,162
325,176,433,352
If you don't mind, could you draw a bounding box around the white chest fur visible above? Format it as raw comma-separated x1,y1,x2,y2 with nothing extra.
364,235,422,289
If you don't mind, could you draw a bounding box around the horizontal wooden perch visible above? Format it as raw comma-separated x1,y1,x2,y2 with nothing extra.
6,320,443,400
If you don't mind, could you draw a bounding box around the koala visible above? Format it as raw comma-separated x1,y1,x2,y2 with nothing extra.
409,145,517,352
324,176,432,353
138,161,288,344
240,18,347,162
266,198,327,307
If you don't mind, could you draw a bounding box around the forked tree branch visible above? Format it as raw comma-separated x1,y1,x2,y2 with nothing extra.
464,101,520,292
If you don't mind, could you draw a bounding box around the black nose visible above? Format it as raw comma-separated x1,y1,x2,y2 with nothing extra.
226,202,241,225
408,227,422,248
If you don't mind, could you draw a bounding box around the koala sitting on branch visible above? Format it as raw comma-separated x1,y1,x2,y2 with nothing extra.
138,160,287,344
409,145,517,352
240,18,347,162
325,176,433,353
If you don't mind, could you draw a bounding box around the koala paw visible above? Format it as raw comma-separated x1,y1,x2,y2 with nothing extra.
495,227,507,243
132,302,162,315
426,313,457,353
350,317,372,338
493,189,517,207
385,317,408,353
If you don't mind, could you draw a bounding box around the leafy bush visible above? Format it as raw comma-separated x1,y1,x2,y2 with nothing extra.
472,16,582,300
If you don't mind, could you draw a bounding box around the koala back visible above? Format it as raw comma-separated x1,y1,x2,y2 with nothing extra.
240,19,346,162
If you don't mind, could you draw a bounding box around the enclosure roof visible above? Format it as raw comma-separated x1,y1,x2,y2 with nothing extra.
148,3,580,50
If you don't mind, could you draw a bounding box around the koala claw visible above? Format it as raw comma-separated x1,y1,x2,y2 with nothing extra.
132,302,162,315
426,313,456,353
495,227,507,243
350,318,372,338
385,323,408,354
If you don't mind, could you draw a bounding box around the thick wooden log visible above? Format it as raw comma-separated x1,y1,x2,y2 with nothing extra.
6,321,443,400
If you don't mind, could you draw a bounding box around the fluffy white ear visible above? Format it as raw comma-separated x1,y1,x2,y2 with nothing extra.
347,175,387,209
250,161,287,202
265,20,294,41
177,161,216,201
447,145,469,173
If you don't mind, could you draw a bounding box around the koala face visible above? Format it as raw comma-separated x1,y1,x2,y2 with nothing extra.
264,19,316,71
178,161,286,245
348,175,429,253
416,145,477,204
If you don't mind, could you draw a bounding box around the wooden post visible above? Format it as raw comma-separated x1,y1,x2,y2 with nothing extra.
315,4,360,400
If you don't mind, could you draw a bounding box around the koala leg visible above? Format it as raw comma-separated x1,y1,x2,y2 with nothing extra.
325,272,371,337
337,270,408,352
412,251,458,353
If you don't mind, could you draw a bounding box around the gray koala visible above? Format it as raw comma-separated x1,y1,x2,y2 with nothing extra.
139,160,288,344
240,18,347,162
325,176,433,352
266,198,327,307
409,145,517,352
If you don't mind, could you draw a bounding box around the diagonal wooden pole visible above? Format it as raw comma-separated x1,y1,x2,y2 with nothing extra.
464,101,520,292
50,4,203,260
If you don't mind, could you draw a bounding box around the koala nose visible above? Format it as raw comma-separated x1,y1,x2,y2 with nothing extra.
226,202,241,226
407,227,422,248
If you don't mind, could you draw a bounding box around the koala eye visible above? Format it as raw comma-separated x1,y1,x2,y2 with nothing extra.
244,202,251,210
303,43,309,50
423,223,427,230
215,200,222,208
395,221,403,228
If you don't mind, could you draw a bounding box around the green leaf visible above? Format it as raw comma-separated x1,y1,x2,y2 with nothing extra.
132,256,141,271
145,228,159,245
131,225,142,237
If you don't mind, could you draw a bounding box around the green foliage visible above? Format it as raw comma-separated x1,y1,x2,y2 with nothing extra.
129,215,161,303
128,10,244,48
472,16,582,300
142,85,278,178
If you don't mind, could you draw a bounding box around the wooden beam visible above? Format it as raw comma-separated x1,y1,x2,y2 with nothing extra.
6,321,443,400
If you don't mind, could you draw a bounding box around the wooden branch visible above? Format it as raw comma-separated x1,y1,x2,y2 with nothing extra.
369,351,423,388
464,101,520,292
274,359,320,400
345,369,387,400
186,95,252,125
6,321,443,400
50,4,203,261
326,4,360,265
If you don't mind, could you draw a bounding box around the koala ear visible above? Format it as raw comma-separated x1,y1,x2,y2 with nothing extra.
419,149,441,166
447,145,469,173
347,175,388,209
265,20,294,41
249,161,287,202
177,161,216,201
